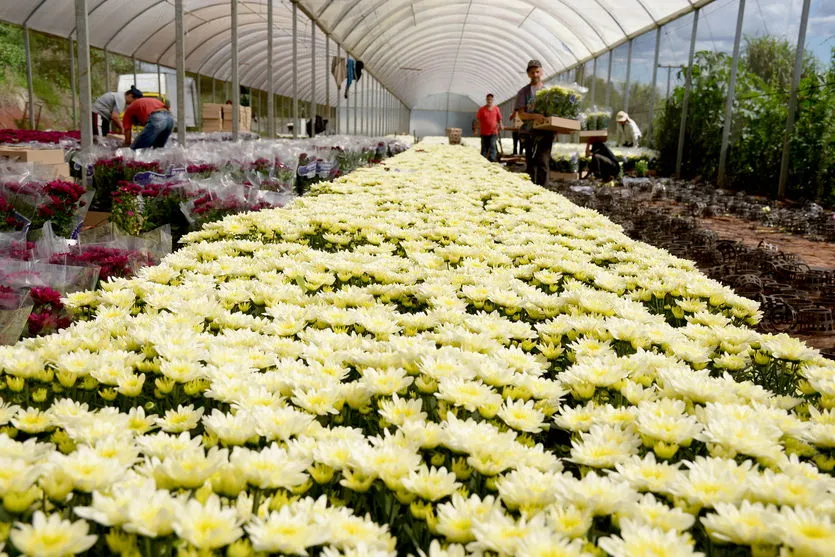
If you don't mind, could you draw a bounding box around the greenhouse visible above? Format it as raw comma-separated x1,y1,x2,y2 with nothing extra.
0,1,834,556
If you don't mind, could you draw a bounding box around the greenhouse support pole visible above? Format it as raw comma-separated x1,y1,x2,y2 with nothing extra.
292,2,298,138
590,57,597,105
69,36,77,128
352,78,357,135
24,25,35,130
604,51,613,109
718,0,746,187
196,75,201,129
778,0,812,199
157,65,162,96
267,0,275,137
212,78,216,103
623,39,633,112
231,0,240,139
676,9,700,178
76,0,93,179
132,56,136,86
647,27,661,143
175,0,186,145
311,23,316,137
335,43,341,134
325,35,330,135
105,49,111,91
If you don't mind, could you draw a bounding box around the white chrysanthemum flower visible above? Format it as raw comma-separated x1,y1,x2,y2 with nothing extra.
620,493,695,532
598,519,704,557
436,493,501,544
469,509,547,555
497,398,547,433
700,501,780,546
173,494,243,550
10,511,97,557
545,504,594,539
157,404,204,433
246,504,328,554
612,453,682,494
378,394,427,427
775,506,835,556
570,424,641,468
231,443,310,490
401,465,460,501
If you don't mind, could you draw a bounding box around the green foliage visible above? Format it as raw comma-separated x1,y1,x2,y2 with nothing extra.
653,37,835,204
0,24,25,80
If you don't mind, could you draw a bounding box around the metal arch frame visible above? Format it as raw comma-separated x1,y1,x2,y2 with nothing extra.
142,11,273,63
327,0,611,57
204,31,322,87
357,12,575,74
378,52,521,94
190,23,321,81
365,27,564,87
153,1,297,68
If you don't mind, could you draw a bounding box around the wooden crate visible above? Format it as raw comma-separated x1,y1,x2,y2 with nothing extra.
0,146,65,165
579,130,609,142
202,118,223,132
550,171,580,182
202,103,224,120
533,117,580,133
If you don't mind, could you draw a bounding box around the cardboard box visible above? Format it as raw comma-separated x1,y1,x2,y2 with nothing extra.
222,106,251,121
202,103,224,120
82,211,110,230
202,118,223,132
579,130,609,142
534,117,581,133
42,163,71,179
550,171,580,182
0,146,65,165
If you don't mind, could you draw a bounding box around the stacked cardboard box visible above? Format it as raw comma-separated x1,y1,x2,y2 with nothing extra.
202,103,225,132
0,146,70,179
222,106,252,132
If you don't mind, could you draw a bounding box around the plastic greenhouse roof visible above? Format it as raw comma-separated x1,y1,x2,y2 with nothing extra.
1,0,713,108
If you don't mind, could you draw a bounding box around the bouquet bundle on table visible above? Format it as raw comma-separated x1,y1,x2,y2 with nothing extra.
532,84,585,119
581,110,612,131
0,128,80,147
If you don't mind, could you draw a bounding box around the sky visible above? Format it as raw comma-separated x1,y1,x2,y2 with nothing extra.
597,0,834,88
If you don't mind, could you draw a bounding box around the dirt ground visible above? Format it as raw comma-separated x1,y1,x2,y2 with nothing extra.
645,199,835,270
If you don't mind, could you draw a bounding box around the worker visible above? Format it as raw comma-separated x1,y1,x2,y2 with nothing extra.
509,109,523,156
122,87,174,150
475,93,503,162
91,91,125,136
584,138,620,182
514,59,553,186
615,111,642,147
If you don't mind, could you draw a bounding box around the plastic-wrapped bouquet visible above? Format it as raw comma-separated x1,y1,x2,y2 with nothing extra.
581,110,611,131
532,85,584,118
0,179,90,237
24,285,72,337
50,245,157,283
111,180,185,235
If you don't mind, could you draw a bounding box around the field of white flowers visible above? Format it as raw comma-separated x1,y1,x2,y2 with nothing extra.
0,145,833,557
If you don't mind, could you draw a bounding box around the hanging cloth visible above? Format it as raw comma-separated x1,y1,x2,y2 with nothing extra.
345,58,357,99
331,56,346,90
355,60,364,82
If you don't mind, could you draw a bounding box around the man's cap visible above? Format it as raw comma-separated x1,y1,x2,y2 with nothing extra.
527,59,542,71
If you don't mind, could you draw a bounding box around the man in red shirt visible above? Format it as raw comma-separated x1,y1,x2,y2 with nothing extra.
476,94,503,162
122,88,174,150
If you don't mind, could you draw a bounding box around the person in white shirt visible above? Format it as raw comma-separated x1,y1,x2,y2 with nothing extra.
615,111,641,147
91,91,126,137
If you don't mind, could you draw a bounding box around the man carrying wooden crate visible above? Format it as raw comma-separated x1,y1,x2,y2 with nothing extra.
514,60,553,186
